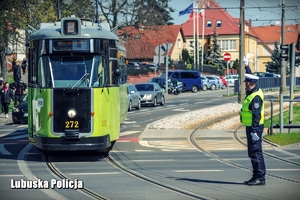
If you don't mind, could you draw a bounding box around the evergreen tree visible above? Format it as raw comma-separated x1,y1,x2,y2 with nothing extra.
206,27,221,65
265,41,281,74
181,48,189,62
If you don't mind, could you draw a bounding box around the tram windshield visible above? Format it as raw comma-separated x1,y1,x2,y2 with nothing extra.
37,55,107,88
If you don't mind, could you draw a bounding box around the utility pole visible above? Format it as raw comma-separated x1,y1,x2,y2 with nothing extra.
281,0,286,93
238,0,245,103
56,0,62,20
95,0,99,23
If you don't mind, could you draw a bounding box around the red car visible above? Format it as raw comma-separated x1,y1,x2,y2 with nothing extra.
219,76,228,87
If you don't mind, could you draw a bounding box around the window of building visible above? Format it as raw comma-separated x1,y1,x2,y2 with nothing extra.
217,40,236,51
206,20,212,28
177,39,181,48
216,20,222,27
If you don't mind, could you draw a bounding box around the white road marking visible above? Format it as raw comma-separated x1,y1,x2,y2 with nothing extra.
134,149,153,152
194,102,204,104
267,169,300,171
18,145,68,200
17,125,28,128
173,108,190,112
132,159,174,162
0,174,24,177
0,144,12,155
179,100,189,102
161,149,181,152
122,121,137,124
120,131,140,136
175,170,224,173
110,150,127,153
70,172,120,175
0,163,7,165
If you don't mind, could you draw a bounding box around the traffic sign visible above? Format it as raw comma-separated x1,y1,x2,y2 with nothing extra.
224,52,231,61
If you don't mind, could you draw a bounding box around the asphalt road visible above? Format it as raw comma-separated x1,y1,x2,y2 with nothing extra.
1,88,300,200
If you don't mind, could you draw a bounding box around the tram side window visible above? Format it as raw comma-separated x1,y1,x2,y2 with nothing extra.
93,56,107,87
37,57,51,88
109,60,119,85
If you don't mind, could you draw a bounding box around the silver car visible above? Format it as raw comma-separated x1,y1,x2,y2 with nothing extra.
135,83,165,107
127,84,141,111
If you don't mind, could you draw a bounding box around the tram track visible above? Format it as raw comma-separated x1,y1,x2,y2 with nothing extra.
43,154,109,200
189,114,300,184
105,155,215,200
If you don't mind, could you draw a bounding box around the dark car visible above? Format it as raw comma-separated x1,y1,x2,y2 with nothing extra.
135,83,165,107
12,93,28,124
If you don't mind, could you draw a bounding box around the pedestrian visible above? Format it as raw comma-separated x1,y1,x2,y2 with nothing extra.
0,77,4,114
12,60,21,81
240,72,266,186
21,58,27,74
10,78,27,107
0,82,14,118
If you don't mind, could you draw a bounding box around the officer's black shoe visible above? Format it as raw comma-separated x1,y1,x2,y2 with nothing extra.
243,177,255,184
247,178,265,186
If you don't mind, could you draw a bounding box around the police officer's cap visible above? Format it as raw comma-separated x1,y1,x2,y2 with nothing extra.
244,74,259,83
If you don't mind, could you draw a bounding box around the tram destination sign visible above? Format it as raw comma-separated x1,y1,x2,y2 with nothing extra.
53,39,90,51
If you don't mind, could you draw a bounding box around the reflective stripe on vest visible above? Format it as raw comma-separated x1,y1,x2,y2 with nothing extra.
240,89,264,126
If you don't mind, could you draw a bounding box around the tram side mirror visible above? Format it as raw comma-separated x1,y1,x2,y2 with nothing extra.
113,68,121,77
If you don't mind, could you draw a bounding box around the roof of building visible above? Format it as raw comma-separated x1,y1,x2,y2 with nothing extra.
251,24,300,44
118,25,185,60
181,0,257,38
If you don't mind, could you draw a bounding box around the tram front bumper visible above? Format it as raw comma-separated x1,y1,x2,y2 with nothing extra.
34,135,111,151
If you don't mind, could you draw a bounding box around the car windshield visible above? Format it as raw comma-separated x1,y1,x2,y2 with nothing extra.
135,84,154,91
206,77,215,80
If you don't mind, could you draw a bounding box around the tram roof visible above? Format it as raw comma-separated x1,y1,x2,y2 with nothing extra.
30,21,118,41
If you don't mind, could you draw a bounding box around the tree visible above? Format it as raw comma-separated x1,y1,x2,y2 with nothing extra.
265,41,281,74
206,27,221,66
98,0,174,28
0,0,30,81
181,48,189,62
233,58,239,70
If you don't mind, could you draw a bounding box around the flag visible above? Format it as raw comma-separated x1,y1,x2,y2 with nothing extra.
188,12,202,21
179,3,193,16
199,9,204,18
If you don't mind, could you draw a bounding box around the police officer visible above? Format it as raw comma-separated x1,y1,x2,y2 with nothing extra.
240,72,266,186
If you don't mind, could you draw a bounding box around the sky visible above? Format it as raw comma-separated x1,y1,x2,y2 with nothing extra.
169,0,300,26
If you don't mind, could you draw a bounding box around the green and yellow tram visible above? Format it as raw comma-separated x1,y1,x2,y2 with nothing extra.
27,16,127,153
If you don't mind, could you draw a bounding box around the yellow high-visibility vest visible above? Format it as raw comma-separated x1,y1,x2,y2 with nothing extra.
240,89,264,126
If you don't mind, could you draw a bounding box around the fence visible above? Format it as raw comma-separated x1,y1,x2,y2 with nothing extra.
234,77,300,93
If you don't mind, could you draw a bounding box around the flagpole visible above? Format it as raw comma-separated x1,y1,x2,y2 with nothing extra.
201,5,205,71
193,2,196,69
197,1,199,71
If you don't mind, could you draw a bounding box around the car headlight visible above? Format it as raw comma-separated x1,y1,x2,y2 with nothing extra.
13,107,20,113
143,94,153,98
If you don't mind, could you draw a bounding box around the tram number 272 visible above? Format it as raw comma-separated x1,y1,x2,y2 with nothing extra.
65,121,79,129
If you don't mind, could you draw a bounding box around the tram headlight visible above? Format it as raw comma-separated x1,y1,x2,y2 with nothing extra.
13,107,20,113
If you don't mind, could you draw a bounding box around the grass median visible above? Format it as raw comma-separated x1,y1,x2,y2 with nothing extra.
264,104,300,146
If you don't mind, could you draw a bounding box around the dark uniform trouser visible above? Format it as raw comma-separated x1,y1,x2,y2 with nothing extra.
246,125,266,181
14,95,23,106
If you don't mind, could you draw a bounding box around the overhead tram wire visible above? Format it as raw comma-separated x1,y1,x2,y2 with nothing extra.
193,5,299,10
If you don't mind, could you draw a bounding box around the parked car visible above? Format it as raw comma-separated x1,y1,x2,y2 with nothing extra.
127,62,140,69
214,76,226,89
135,83,165,106
224,75,239,87
204,75,221,90
148,77,185,92
219,76,228,87
12,93,28,124
160,70,202,93
127,84,141,111
200,76,211,91
252,72,280,78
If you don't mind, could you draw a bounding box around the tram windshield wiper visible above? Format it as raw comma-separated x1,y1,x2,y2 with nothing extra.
72,73,89,89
